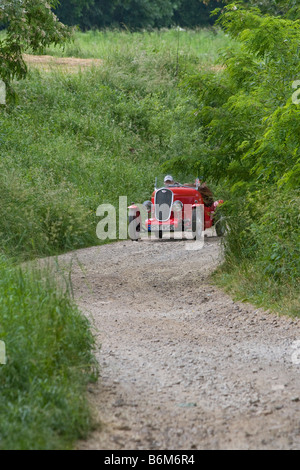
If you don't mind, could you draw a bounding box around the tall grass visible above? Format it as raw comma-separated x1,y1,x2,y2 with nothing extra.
0,257,98,449
45,28,234,65
1,29,233,260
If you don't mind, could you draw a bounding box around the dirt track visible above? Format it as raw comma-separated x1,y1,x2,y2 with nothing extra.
55,232,300,450
24,54,102,72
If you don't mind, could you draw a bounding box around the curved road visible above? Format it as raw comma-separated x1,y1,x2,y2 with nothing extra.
55,233,300,450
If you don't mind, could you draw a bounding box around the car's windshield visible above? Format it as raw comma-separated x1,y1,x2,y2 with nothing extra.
155,177,199,189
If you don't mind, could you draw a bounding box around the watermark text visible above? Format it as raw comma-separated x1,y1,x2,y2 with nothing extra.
0,80,6,105
96,197,205,251
0,341,6,365
292,80,300,105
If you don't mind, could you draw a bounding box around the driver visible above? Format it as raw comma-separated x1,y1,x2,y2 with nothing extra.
164,175,181,187
164,175,174,186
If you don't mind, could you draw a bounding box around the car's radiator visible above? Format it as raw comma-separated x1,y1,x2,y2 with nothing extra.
154,188,173,221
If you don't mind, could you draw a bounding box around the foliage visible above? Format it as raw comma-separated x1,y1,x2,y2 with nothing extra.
0,0,71,83
0,258,98,449
0,31,233,447
165,3,300,314
51,0,94,27
207,0,300,17
54,0,223,30
0,29,233,260
202,3,300,188
173,0,222,28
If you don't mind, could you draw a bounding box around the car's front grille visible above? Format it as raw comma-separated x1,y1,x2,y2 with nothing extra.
154,188,173,221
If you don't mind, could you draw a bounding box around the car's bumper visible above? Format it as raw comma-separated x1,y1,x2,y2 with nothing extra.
146,218,182,232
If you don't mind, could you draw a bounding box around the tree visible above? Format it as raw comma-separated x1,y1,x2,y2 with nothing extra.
0,0,71,85
56,0,178,30
173,0,221,27
54,0,226,30
207,0,299,17
54,0,95,27
111,0,176,29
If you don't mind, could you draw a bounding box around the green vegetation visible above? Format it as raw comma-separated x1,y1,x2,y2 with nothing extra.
0,0,299,448
0,0,70,84
0,257,98,449
0,27,233,448
54,0,222,30
44,27,231,61
164,3,300,316
216,0,300,18
52,0,299,31
53,0,300,30
1,28,234,261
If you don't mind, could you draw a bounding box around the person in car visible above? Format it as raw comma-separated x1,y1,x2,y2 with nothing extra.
164,175,175,186
198,182,214,207
184,179,214,207
164,175,181,187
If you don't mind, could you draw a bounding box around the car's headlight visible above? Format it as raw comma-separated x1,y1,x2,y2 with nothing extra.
143,200,152,212
172,200,183,213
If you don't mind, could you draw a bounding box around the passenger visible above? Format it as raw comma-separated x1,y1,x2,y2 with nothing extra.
184,179,215,207
199,182,214,207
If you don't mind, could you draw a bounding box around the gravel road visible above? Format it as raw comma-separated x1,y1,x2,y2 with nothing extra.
56,232,300,450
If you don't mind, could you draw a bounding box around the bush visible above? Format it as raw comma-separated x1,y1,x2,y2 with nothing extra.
165,5,300,315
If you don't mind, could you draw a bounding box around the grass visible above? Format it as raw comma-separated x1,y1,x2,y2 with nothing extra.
213,262,300,319
1,29,233,261
214,190,300,319
0,28,234,449
45,28,235,65
0,257,98,450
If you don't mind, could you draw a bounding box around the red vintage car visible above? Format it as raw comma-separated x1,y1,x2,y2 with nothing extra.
128,178,225,240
